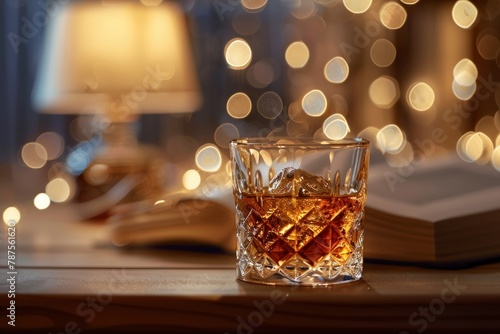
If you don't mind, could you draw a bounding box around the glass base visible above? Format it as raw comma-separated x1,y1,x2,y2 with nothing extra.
235,234,364,286
237,272,362,286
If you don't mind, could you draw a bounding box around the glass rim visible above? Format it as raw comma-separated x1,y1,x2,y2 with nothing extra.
230,137,370,149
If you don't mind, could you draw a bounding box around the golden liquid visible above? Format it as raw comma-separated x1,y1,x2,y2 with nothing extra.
235,192,365,268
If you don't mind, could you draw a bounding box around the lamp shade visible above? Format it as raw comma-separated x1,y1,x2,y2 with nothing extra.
33,0,202,119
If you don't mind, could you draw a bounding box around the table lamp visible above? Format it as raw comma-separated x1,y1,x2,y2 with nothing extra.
32,0,202,206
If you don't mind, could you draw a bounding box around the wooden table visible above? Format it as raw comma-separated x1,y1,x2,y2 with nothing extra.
1,204,499,333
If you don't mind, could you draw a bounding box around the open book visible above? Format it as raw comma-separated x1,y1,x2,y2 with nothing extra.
107,190,237,252
108,154,500,267
364,154,500,267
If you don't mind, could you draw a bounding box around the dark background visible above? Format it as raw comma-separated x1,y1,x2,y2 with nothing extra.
1,0,499,201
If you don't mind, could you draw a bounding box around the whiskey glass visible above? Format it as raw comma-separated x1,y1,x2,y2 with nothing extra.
229,138,370,286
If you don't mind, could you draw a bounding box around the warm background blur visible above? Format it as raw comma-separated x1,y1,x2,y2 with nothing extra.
0,0,499,214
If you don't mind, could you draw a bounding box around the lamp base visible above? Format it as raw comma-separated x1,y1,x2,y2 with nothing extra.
74,121,166,217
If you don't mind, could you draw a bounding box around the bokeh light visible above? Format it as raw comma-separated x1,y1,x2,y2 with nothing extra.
380,2,407,30
21,142,48,169
407,82,435,111
241,0,268,12
288,101,307,123
453,58,478,86
182,169,201,190
457,131,494,164
476,33,500,60
377,124,405,153
34,193,51,210
370,39,397,67
286,120,310,137
46,177,73,203
302,90,328,117
65,144,92,175
343,0,372,14
214,123,240,148
257,91,283,119
48,162,67,180
452,0,478,29
290,0,317,19
324,57,349,83
385,141,415,167
285,41,310,69
36,132,64,160
3,207,20,226
452,80,477,100
492,146,500,171
357,127,380,149
225,38,252,69
400,0,419,4
467,132,494,165
84,164,111,185
369,76,400,109
227,92,252,119
247,60,275,88
195,144,222,172
457,131,475,162
494,110,500,131
485,0,500,20
475,116,499,141
323,114,350,140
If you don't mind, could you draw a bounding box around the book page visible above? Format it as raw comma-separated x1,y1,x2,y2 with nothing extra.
370,167,498,205
367,155,500,222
